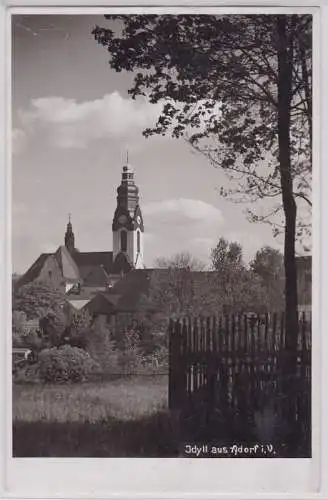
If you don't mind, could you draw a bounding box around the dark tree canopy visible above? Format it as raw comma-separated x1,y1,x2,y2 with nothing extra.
13,281,66,320
93,14,311,226
93,14,312,368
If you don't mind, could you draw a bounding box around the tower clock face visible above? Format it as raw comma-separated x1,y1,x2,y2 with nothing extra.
137,216,141,224
118,214,128,224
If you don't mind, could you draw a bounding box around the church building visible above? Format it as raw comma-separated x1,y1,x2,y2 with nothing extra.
16,160,145,311
16,156,312,321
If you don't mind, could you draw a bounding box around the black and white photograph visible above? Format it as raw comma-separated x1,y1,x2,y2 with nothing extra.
11,12,313,461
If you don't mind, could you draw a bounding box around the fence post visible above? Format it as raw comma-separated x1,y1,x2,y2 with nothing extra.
168,319,184,410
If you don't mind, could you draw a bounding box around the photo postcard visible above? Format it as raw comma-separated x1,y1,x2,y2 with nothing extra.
3,4,323,497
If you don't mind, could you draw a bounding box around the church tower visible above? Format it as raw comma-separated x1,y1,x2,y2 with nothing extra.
112,159,144,269
64,214,75,255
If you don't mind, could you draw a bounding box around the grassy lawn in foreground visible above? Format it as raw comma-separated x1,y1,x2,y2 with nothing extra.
13,375,168,422
13,375,178,457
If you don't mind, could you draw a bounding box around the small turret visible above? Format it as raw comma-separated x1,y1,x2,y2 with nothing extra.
64,213,75,255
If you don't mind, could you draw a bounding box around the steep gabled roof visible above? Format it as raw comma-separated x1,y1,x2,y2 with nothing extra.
16,253,51,288
72,251,114,275
68,299,91,311
54,246,80,281
85,292,120,315
111,252,133,274
82,265,109,287
18,248,134,290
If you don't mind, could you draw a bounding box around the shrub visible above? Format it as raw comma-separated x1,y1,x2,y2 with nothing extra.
65,310,92,349
117,329,143,374
39,309,67,347
38,345,99,383
86,317,120,376
13,363,42,384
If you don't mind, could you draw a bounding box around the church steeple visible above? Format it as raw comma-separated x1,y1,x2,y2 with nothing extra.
112,157,144,269
64,213,75,254
115,159,140,216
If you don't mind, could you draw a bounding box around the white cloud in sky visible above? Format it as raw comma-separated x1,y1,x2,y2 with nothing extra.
17,92,163,149
142,198,224,266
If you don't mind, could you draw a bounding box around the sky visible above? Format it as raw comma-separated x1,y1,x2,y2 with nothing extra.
12,14,285,275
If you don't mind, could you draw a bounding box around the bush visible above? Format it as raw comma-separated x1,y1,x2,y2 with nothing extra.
13,363,42,384
39,309,67,347
86,317,120,376
65,310,92,349
38,345,99,383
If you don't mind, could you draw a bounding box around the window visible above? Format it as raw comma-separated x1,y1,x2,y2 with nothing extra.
137,230,141,253
120,230,127,252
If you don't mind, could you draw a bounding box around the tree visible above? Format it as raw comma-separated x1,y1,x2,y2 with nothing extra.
93,14,312,368
64,310,92,349
149,267,196,318
250,246,285,311
86,316,120,375
39,309,68,348
210,237,266,314
150,252,207,318
13,281,66,320
211,238,243,272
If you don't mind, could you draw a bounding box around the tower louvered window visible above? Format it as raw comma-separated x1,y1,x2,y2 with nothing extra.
121,230,127,252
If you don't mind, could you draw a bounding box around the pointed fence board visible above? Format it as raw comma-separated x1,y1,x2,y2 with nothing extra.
168,312,311,445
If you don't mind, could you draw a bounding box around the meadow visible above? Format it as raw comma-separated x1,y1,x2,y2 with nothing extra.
12,375,181,457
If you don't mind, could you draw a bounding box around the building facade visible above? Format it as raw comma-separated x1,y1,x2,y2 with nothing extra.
16,159,145,311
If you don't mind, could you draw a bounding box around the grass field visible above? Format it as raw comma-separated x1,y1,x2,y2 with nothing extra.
13,375,168,422
13,375,181,457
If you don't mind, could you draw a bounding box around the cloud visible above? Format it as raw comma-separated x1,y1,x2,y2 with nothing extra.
142,198,224,266
143,198,224,226
17,92,163,149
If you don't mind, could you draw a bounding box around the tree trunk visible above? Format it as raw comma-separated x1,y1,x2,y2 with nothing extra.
276,15,299,372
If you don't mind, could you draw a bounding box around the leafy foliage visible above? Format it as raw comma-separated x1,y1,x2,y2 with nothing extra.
208,238,268,314
39,309,68,348
250,246,285,311
64,310,93,349
93,15,311,240
13,281,66,320
93,14,312,360
12,311,28,347
155,251,206,271
38,345,99,384
85,317,120,375
211,238,243,272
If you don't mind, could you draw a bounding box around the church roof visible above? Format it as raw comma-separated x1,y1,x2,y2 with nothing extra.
17,253,51,288
80,264,109,287
54,246,80,281
18,249,133,290
72,251,114,274
85,292,120,316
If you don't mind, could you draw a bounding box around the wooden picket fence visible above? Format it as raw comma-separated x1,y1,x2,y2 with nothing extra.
168,312,311,452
